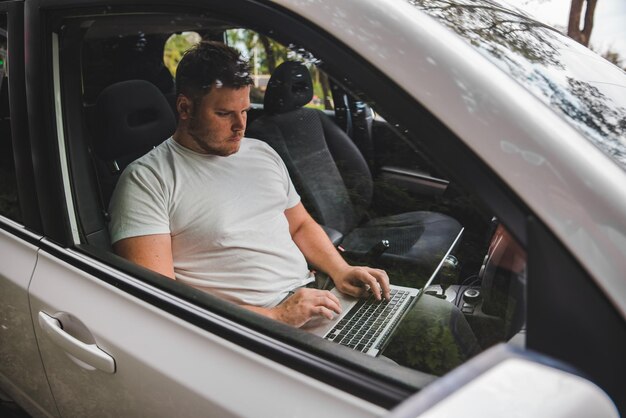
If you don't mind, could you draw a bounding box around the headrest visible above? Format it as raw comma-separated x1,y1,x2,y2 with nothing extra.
264,61,313,114
93,80,176,161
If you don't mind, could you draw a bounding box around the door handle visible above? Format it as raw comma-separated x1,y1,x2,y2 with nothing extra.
38,311,116,374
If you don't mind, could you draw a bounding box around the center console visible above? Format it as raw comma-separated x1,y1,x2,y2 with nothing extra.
426,224,527,348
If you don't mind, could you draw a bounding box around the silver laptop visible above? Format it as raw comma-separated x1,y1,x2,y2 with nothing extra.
305,227,464,357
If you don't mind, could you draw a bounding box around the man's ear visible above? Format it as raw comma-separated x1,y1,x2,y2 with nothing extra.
177,95,193,120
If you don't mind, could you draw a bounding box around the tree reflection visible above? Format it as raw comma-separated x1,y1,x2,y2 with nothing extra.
408,0,626,171
561,77,626,164
409,0,562,67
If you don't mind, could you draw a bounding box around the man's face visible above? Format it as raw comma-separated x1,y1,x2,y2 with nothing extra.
178,85,251,156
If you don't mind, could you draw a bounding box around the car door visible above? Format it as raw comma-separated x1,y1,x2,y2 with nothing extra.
0,3,59,417
0,225,56,418
21,1,390,417
29,245,386,418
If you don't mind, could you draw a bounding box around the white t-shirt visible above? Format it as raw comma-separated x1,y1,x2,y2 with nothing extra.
108,137,313,307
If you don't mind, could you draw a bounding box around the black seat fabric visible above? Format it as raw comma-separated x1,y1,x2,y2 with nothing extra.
91,79,176,207
247,62,462,283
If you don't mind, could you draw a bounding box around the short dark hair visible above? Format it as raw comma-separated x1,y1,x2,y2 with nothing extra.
175,41,252,100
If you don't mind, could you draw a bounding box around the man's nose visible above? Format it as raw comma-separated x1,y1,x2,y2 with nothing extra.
232,113,246,131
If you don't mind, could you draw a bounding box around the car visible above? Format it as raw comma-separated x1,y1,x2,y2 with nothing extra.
1,0,625,416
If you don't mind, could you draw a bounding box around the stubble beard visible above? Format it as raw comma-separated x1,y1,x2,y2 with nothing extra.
187,118,240,157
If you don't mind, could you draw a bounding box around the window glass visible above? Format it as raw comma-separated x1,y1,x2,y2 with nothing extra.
163,31,201,77
0,13,22,223
74,11,526,382
225,28,333,109
82,28,175,104
161,29,334,110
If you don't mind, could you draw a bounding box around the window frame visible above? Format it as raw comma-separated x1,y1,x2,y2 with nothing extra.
0,1,41,238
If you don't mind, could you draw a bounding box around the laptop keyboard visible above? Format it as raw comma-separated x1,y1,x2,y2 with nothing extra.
324,288,411,353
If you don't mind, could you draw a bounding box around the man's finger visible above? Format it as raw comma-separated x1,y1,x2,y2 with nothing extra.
326,290,341,306
316,295,342,314
361,272,383,300
338,282,367,298
313,289,341,305
361,268,390,300
317,306,334,320
370,268,391,300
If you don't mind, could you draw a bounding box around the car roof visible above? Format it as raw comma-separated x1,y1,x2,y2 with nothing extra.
272,0,626,317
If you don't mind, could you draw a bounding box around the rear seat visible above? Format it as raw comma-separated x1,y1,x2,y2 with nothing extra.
87,79,176,248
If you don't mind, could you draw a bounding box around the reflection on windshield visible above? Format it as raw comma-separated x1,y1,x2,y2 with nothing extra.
408,0,626,170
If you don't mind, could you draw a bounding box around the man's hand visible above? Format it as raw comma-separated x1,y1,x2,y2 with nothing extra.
271,288,342,327
284,204,391,303
333,266,391,301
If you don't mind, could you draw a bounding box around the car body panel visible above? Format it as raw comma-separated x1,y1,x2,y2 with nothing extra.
418,359,619,418
29,247,385,418
388,344,620,418
0,225,58,418
271,0,626,318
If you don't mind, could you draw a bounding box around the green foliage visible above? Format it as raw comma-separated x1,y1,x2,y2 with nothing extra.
163,32,201,77
227,29,333,109
162,29,334,109
227,29,289,74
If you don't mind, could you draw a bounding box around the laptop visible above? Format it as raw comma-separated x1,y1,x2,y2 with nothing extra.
305,227,464,357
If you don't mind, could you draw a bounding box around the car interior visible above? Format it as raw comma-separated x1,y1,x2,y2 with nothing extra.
56,11,527,380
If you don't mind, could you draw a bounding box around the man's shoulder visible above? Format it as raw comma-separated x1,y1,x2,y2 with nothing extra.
121,138,175,183
127,138,173,169
243,136,267,150
243,137,280,159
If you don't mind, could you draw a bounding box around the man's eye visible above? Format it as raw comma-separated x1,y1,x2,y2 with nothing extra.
216,112,229,117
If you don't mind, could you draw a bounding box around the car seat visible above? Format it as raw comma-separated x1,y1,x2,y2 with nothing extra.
91,79,176,215
247,62,463,284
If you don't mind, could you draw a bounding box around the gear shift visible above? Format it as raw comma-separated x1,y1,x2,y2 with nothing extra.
438,255,459,300
365,240,389,265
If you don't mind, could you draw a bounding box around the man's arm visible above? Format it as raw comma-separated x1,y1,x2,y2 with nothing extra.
113,234,175,279
284,203,390,301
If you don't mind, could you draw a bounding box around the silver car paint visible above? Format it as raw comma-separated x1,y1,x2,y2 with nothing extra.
410,358,619,418
0,225,58,417
272,0,626,317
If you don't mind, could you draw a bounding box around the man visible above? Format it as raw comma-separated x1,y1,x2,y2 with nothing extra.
109,41,391,328
110,42,480,375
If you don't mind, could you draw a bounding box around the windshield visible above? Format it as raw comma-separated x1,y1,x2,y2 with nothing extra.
408,0,626,171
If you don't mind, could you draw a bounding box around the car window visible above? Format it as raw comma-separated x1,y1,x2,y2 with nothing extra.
0,13,21,223
163,31,202,78
161,28,334,111
224,28,334,110
57,7,528,397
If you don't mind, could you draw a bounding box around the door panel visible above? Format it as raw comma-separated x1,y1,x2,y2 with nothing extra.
29,249,384,418
0,226,58,417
